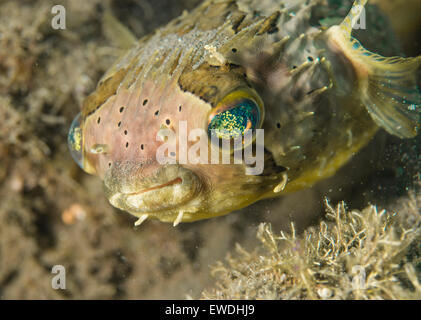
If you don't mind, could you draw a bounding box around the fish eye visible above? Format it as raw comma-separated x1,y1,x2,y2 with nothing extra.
68,112,84,170
207,88,264,147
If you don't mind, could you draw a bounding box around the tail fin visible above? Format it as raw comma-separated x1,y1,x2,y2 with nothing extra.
329,0,421,138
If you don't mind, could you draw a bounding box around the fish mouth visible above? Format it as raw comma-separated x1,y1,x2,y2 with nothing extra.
125,177,183,196
104,165,202,215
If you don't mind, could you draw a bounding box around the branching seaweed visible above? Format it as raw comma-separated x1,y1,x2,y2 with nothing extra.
202,192,421,300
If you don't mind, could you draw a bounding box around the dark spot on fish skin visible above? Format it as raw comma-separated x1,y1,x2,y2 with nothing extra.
97,117,101,124
124,130,128,135
307,56,314,62
179,106,182,112
109,162,112,168
126,142,129,148
143,99,148,106
141,144,144,150
232,48,238,53
118,121,121,128
277,123,281,129
120,106,125,113
292,66,297,69
155,110,159,116
166,119,171,125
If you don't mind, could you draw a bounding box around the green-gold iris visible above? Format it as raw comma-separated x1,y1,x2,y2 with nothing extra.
68,112,84,169
208,99,260,140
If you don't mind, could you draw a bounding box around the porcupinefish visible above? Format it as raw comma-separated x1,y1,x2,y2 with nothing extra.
68,0,421,225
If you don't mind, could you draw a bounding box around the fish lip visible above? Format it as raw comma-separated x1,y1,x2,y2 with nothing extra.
123,177,183,196
105,166,203,214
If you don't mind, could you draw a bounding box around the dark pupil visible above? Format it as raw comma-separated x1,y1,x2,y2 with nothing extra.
208,99,259,139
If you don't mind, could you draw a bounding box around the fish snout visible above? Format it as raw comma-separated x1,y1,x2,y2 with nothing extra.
103,163,202,214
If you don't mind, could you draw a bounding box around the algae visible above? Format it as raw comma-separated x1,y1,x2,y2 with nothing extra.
202,190,421,299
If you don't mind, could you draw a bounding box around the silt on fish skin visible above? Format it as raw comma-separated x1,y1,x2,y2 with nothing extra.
68,0,421,224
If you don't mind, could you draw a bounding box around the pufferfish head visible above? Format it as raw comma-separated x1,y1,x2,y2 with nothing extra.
67,1,329,224
68,61,286,224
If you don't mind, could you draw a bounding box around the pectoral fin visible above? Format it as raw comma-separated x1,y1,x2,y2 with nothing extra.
357,52,421,138
328,0,421,138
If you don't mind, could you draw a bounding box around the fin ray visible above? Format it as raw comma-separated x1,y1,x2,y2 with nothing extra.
331,0,421,138
350,37,421,138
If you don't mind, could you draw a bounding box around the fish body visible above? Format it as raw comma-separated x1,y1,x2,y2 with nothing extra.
68,0,421,224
